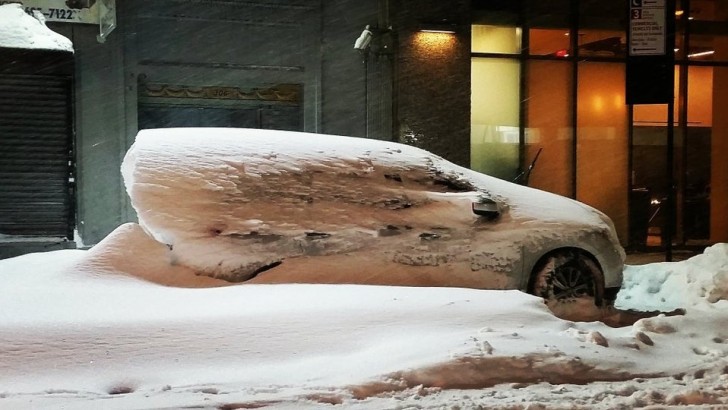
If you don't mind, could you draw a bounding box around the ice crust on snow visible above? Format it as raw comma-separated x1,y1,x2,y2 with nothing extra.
121,128,622,285
0,4,73,52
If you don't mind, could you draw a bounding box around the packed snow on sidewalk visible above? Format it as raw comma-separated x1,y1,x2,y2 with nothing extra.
2,130,728,409
0,3,74,52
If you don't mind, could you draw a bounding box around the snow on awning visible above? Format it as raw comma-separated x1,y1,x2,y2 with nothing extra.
0,3,73,52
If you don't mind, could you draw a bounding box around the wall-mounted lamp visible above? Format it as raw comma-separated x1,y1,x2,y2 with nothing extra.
420,28,456,34
419,20,459,34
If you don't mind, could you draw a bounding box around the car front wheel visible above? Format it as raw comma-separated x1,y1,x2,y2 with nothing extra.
529,248,605,308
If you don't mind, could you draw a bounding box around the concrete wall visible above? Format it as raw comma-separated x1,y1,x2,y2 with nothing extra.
49,21,129,246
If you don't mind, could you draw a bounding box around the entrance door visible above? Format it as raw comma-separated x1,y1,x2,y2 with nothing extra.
630,66,715,249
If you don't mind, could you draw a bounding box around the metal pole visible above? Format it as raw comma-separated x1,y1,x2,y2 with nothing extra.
666,100,674,261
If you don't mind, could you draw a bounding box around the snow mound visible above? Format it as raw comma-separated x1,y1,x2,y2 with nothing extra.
616,244,728,311
0,4,73,52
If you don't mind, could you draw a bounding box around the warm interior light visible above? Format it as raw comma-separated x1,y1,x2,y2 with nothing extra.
688,50,715,58
675,10,684,16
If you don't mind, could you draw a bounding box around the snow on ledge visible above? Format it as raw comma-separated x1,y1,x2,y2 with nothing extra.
0,3,73,52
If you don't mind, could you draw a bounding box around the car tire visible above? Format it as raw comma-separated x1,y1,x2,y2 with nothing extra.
529,248,605,307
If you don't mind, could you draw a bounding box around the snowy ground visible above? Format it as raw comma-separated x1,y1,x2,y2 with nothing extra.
3,128,728,408
1,224,728,409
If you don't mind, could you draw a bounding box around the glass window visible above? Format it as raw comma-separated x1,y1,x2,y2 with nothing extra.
685,66,717,242
525,0,571,56
710,66,728,242
688,33,728,62
577,62,629,243
688,0,728,21
687,1,728,61
579,0,628,59
526,60,573,196
529,29,571,56
471,57,521,180
578,30,626,58
472,25,521,54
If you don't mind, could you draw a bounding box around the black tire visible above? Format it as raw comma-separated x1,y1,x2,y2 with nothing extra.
529,249,605,307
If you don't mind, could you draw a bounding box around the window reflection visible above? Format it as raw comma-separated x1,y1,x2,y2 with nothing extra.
578,30,626,58
529,29,571,56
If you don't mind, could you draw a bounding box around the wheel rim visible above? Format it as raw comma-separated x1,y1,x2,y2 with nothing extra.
531,250,602,304
550,263,591,299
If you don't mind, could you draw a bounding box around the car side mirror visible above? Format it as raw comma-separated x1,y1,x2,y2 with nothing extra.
472,197,500,220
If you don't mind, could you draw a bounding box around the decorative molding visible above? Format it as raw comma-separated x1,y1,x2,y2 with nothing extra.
166,0,315,10
137,13,301,27
139,82,302,103
138,60,304,72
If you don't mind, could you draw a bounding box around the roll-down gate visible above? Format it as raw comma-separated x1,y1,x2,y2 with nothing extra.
0,68,74,238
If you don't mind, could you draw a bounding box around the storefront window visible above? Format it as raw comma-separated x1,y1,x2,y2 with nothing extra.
687,0,728,61
526,61,573,196
529,29,571,56
471,57,520,180
525,0,571,57
577,62,629,242
688,0,728,21
578,0,627,59
630,68,679,248
710,66,728,243
472,25,521,54
688,33,728,61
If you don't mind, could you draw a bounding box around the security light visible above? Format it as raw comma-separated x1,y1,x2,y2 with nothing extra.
354,25,373,51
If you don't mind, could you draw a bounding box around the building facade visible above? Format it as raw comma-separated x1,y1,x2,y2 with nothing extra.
0,0,726,258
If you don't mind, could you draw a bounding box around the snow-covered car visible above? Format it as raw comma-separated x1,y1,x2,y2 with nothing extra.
122,128,625,306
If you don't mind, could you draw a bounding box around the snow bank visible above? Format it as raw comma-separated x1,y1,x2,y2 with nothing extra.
1,238,728,408
0,4,73,52
617,244,728,311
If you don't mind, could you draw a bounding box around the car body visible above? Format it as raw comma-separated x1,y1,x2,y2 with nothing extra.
122,128,625,304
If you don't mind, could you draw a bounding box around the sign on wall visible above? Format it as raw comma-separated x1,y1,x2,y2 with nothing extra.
2,0,116,42
626,0,675,105
629,0,667,56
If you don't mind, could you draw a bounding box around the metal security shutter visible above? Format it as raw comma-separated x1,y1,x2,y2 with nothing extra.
0,74,73,237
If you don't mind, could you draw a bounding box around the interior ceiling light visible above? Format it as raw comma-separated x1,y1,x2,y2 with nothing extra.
675,10,684,16
688,50,715,58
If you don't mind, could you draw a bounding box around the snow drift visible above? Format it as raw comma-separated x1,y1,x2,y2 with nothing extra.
0,4,73,52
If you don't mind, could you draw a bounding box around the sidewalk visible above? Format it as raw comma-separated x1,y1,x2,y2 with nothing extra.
625,249,698,265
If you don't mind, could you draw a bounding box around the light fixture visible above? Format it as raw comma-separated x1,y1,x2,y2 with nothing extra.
420,29,456,34
419,20,458,34
354,25,373,51
675,9,684,16
688,50,715,58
